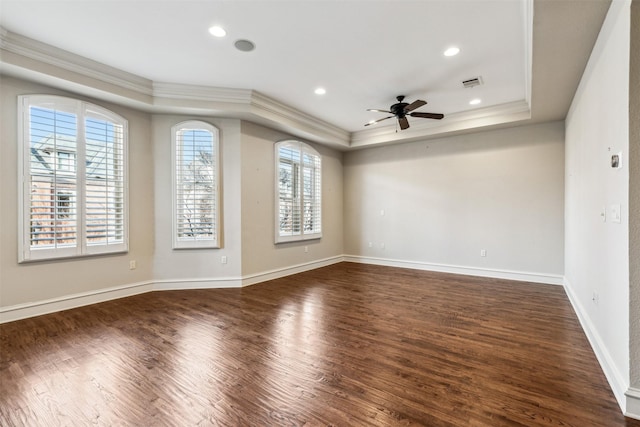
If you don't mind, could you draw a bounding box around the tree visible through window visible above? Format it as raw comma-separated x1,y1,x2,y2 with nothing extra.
275,140,321,243
172,121,220,249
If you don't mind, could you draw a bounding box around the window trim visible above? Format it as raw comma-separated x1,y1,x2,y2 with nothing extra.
18,95,129,262
171,120,221,249
274,140,322,244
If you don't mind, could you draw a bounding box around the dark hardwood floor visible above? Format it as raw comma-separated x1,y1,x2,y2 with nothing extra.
1,262,638,426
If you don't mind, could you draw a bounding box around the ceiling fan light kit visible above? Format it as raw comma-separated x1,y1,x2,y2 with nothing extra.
365,95,444,130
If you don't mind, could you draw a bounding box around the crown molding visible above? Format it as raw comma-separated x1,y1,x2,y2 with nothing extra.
249,91,351,145
151,83,350,144
0,27,351,148
0,28,153,97
152,82,254,104
349,100,531,148
1,26,532,150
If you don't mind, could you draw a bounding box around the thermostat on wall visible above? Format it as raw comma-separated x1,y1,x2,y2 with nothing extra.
611,152,622,169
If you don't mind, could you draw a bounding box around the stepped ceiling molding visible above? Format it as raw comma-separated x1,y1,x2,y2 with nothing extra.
0,1,610,150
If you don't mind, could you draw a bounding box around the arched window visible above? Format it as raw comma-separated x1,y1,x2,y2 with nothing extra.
172,121,220,249
275,140,322,243
19,95,128,261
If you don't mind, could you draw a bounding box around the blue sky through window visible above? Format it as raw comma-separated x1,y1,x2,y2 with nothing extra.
30,106,117,145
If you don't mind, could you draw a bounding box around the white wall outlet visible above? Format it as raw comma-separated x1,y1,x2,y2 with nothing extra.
592,291,599,305
304,246,309,253
368,242,373,248
600,206,607,222
610,204,621,223
221,255,228,264
480,249,487,257
129,260,137,270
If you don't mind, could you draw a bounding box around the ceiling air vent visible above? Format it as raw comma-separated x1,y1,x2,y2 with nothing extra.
462,76,483,88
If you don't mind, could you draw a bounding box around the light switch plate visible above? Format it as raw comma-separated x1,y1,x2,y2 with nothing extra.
611,204,621,223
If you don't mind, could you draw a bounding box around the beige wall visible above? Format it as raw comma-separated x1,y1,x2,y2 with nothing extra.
565,0,630,409
0,78,346,312
0,76,344,312
0,76,155,307
629,0,640,390
152,115,243,282
240,121,343,276
344,121,565,276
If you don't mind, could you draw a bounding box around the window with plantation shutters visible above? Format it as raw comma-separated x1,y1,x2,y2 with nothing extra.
172,121,220,249
18,95,128,262
275,140,322,243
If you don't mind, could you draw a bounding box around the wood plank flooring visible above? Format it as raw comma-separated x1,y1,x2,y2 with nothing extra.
1,262,638,426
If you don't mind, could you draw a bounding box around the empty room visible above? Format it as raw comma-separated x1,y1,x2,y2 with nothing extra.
1,0,638,425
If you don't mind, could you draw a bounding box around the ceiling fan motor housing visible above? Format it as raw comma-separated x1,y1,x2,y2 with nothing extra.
391,102,409,117
364,95,443,129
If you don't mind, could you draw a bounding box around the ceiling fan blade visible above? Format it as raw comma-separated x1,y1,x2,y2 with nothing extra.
403,100,427,112
398,117,410,130
364,116,394,126
367,108,393,113
410,112,445,120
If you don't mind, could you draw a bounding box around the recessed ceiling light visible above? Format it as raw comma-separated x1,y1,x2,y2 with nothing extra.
208,26,227,37
314,87,326,95
234,39,255,52
469,98,482,105
444,47,460,57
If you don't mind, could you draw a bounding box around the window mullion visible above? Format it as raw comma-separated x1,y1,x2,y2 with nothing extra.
76,103,87,256
294,160,304,236
19,98,30,260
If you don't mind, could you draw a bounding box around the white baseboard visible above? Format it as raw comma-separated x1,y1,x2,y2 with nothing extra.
626,387,640,420
153,277,243,290
154,256,345,290
241,255,345,287
0,280,154,324
0,256,567,324
563,277,628,413
343,255,564,285
0,256,345,323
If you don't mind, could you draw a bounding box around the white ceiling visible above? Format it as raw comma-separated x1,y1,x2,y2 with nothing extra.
0,0,610,148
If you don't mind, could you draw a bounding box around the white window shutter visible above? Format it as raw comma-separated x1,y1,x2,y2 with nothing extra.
275,140,322,243
172,121,220,249
18,95,128,262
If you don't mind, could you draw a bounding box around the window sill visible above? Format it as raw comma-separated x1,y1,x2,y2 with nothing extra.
275,233,322,244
